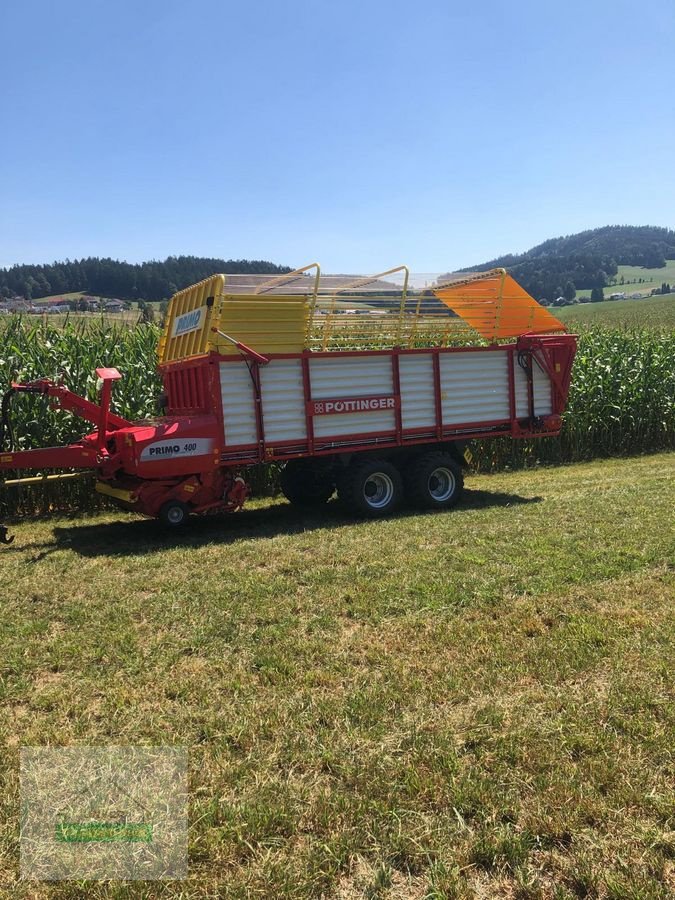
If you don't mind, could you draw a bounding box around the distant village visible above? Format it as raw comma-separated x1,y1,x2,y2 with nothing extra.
0,295,128,315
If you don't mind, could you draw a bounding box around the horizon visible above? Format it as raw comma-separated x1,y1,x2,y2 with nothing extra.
3,223,675,277
2,1,674,272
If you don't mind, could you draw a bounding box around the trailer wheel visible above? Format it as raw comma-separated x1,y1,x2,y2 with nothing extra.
159,499,190,527
280,461,335,507
405,452,463,510
338,459,403,517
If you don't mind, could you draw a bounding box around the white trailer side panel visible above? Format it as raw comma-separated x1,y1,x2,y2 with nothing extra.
514,357,553,418
309,356,396,439
219,361,257,446
399,354,435,431
439,351,510,425
259,359,307,443
218,347,556,449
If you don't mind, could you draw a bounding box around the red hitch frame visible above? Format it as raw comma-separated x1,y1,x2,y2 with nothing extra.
0,368,130,473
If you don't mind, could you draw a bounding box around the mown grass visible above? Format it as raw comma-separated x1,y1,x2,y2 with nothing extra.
0,454,673,897
574,260,675,298
612,258,675,284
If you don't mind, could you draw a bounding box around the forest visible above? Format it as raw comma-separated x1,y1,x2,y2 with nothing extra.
2,225,675,305
0,256,291,302
460,224,675,302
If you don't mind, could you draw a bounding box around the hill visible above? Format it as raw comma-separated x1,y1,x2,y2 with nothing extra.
0,256,292,303
459,225,675,303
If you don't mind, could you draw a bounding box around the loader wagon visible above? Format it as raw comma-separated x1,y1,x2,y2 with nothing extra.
0,264,576,540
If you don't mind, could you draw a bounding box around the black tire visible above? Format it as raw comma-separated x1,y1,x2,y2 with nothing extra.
337,458,403,518
279,460,335,507
158,499,190,527
404,452,463,510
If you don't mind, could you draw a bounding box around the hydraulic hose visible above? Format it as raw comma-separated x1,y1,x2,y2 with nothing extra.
0,389,17,545
0,387,16,452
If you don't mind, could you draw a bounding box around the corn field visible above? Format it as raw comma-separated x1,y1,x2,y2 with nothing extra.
474,326,675,471
0,316,673,517
0,318,161,517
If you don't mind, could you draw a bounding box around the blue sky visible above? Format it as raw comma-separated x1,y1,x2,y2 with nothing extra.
1,0,673,273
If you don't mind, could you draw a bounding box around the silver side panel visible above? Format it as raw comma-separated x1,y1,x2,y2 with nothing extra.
219,348,555,449
259,359,307,444
219,361,257,447
440,351,510,424
514,356,553,417
399,354,435,430
309,356,396,439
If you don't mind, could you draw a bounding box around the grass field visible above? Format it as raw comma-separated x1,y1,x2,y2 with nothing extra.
608,260,675,288
31,292,89,304
1,454,673,897
574,260,675,299
8,291,145,327
556,292,675,327
3,293,142,328
29,296,162,313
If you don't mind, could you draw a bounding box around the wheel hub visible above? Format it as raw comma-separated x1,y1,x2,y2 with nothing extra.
363,472,394,509
167,505,184,524
428,466,455,502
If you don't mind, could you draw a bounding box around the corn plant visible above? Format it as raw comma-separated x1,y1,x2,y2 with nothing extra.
0,316,162,515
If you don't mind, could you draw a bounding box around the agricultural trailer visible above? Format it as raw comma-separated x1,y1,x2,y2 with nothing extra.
0,265,576,542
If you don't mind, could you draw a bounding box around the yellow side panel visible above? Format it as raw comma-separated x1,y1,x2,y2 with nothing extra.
160,274,224,363
433,273,566,342
213,295,309,354
160,281,309,361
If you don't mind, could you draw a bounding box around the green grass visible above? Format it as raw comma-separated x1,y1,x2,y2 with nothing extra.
556,292,675,327
609,259,675,287
574,260,675,299
28,291,88,304
3,291,142,328
1,454,674,897
14,294,160,315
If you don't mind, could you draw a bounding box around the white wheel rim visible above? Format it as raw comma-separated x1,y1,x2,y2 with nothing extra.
363,472,394,509
167,505,184,524
428,466,455,502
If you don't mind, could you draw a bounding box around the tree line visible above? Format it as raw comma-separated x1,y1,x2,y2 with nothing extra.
0,256,292,302
3,225,675,307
